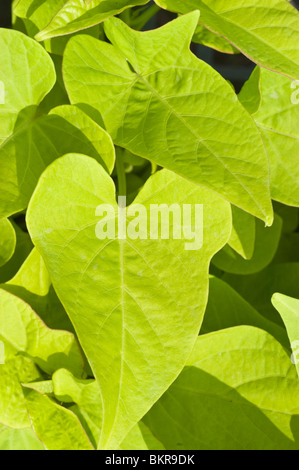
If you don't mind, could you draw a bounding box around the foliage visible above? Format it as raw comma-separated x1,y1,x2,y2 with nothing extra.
0,0,298,450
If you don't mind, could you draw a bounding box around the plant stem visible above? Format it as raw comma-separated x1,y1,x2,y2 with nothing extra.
116,150,127,196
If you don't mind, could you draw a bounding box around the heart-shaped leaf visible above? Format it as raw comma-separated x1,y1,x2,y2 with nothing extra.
27,153,231,448
63,13,273,223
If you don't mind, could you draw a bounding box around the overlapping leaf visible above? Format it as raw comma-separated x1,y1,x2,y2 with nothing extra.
240,67,299,207
27,153,231,448
0,289,84,376
2,248,73,331
272,293,299,377
0,28,55,146
213,215,282,274
30,0,150,41
63,13,273,223
154,0,299,79
0,219,16,267
13,0,101,55
143,326,299,450
201,277,288,347
0,424,44,450
224,263,299,323
24,388,93,450
0,104,115,218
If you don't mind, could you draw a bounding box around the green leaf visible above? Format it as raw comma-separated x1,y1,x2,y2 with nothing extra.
23,388,94,450
52,368,165,450
228,206,256,260
245,68,299,207
144,326,299,450
119,422,165,450
0,104,115,218
2,248,73,332
27,153,231,449
213,215,282,274
0,28,55,146
0,223,33,284
13,0,102,55
33,0,150,42
0,288,84,376
0,424,44,450
154,0,299,80
53,368,102,448
238,66,261,115
272,293,299,377
193,21,238,54
63,13,273,224
224,263,299,324
201,277,289,348
0,353,41,429
0,219,16,267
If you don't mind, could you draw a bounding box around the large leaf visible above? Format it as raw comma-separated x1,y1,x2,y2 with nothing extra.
240,67,299,207
272,294,299,377
0,219,16,267
201,277,289,348
33,0,150,41
0,289,84,376
0,104,115,218
154,0,299,80
23,388,94,450
63,13,273,224
0,28,55,146
27,153,231,449
144,326,299,450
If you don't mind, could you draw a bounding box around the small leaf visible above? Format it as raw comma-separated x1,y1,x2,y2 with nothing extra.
213,215,282,274
0,219,16,267
24,388,94,450
2,248,73,332
272,293,299,377
228,207,256,260
0,289,84,376
201,277,289,348
224,263,299,324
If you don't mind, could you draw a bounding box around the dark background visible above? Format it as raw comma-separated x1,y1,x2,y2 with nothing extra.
1,0,299,91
